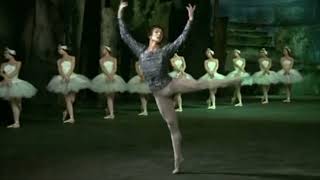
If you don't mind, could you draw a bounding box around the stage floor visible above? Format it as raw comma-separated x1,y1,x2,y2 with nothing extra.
1,100,320,180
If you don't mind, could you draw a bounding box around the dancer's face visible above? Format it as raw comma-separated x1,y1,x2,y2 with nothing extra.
149,28,163,43
234,52,240,58
101,48,108,56
283,48,289,56
260,52,266,58
4,51,11,59
58,48,66,56
206,49,213,58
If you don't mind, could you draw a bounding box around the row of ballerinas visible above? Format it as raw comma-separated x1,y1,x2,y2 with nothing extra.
0,45,302,128
169,46,303,110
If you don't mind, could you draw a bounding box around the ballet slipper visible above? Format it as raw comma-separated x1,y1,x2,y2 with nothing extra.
63,118,75,124
7,123,20,129
104,114,115,119
175,108,183,112
138,111,148,116
235,103,243,107
172,157,184,174
208,105,216,110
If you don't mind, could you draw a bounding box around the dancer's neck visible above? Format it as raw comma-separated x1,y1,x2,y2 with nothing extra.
147,40,160,52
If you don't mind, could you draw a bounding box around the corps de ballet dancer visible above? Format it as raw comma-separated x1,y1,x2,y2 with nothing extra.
227,49,252,107
0,47,37,128
47,45,90,124
91,46,127,119
277,46,303,103
199,48,225,109
127,61,151,116
252,48,279,104
169,53,194,112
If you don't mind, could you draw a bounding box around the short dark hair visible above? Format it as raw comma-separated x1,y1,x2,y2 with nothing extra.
148,25,165,42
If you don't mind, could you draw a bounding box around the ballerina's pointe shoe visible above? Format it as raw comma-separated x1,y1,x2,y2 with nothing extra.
172,157,184,175
62,111,67,121
63,118,75,124
235,103,243,107
104,115,115,119
208,105,216,110
175,108,183,112
7,123,20,129
262,100,269,104
283,99,291,103
138,111,148,116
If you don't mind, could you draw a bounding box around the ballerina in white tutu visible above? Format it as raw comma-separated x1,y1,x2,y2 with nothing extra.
47,45,90,124
199,48,225,109
227,49,252,107
252,48,279,104
91,46,127,119
277,46,303,103
127,61,151,116
0,47,37,128
169,53,194,112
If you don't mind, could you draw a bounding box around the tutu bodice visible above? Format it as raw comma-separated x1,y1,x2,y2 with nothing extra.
261,59,270,69
174,59,183,70
233,58,245,72
282,58,292,70
103,61,114,74
61,61,72,75
207,60,217,72
3,64,18,80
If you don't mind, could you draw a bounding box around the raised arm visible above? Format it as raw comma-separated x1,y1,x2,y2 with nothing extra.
163,4,196,57
118,0,145,57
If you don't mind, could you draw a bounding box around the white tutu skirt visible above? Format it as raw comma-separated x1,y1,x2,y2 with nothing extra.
127,75,151,94
0,79,37,100
277,69,303,84
199,72,225,81
90,73,127,94
169,71,194,80
252,71,279,85
227,70,253,86
47,73,90,95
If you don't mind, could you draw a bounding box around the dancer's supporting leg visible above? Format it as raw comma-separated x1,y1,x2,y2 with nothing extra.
7,98,21,128
154,93,183,174
105,93,115,119
235,85,243,107
208,88,217,109
64,93,75,123
138,94,148,116
283,84,291,103
262,85,270,104
153,77,239,174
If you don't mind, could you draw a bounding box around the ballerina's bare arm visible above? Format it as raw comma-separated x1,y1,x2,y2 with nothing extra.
118,1,146,57
135,61,144,80
181,57,186,72
170,57,176,70
233,58,245,72
7,61,21,79
267,58,272,72
65,57,76,79
214,59,219,73
111,58,117,77
0,63,10,80
163,4,195,57
259,58,267,72
204,60,210,74
99,58,108,75
57,60,65,79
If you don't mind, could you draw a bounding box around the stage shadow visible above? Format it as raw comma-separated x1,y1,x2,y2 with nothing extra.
180,171,320,179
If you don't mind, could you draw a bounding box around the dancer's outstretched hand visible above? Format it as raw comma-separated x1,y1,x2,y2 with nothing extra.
186,4,196,21
118,0,128,18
